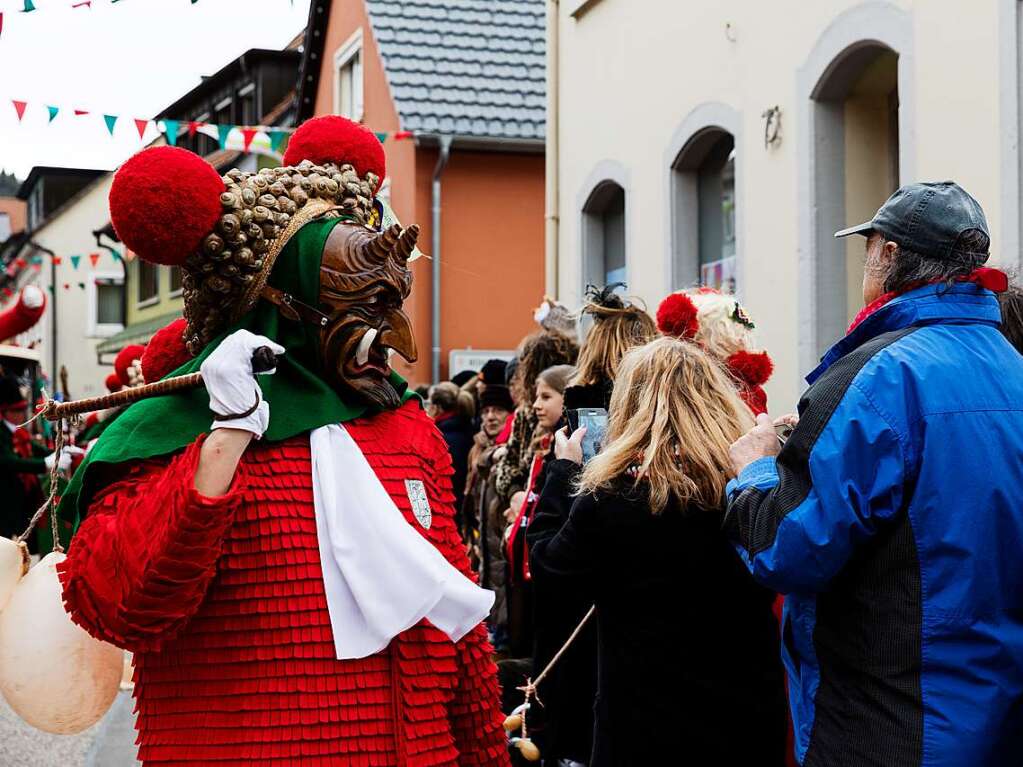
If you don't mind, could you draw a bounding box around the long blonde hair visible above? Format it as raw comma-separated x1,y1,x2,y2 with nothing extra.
579,336,753,514
571,296,657,387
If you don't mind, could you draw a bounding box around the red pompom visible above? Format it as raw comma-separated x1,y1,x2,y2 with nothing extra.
114,343,146,385
656,293,700,339
109,146,223,266
104,373,123,393
283,116,386,181
727,350,774,387
141,317,191,383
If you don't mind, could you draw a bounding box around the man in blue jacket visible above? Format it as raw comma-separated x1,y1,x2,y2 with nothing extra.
726,181,1023,767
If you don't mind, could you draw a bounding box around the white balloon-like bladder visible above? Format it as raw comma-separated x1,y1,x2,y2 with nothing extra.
0,538,28,613
0,552,123,734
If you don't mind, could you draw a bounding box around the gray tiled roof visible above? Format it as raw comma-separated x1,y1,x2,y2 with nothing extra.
365,0,545,142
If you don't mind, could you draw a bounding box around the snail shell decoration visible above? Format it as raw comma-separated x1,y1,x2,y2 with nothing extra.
182,161,380,355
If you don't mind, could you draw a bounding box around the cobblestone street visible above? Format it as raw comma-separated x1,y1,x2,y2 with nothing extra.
0,691,140,767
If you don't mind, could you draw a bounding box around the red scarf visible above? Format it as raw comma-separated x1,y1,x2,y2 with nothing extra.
847,267,1008,335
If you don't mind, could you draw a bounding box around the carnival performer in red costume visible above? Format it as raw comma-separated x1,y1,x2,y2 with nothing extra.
58,116,510,767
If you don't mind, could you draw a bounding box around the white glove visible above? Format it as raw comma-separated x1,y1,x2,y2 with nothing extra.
200,329,285,438
44,445,86,473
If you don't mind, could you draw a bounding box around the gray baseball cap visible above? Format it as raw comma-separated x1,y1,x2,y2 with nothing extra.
834,181,990,260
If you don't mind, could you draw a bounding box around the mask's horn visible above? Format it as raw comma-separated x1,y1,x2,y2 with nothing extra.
394,225,420,263
363,223,402,264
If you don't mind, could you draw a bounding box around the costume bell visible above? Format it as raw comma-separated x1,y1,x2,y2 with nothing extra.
58,116,510,767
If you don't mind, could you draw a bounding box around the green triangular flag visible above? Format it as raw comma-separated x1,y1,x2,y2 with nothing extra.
47,285,54,294
111,250,123,263
46,105,58,123
162,119,179,147
374,132,388,144
70,255,81,270
269,129,287,154
216,124,232,150
103,114,118,135
77,282,86,290
22,0,35,11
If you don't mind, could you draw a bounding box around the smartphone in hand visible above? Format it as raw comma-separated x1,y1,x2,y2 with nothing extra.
570,408,608,463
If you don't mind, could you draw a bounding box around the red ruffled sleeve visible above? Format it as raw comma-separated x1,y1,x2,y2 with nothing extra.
423,421,511,767
59,436,247,653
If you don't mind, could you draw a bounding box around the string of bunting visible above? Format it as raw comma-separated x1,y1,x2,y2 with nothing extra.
1,248,124,304
6,100,413,153
0,0,223,39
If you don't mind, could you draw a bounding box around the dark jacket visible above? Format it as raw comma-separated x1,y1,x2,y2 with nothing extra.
434,412,474,514
726,282,1023,767
530,459,787,767
0,423,46,540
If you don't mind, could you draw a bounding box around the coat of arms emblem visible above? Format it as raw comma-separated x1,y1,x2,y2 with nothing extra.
405,479,432,529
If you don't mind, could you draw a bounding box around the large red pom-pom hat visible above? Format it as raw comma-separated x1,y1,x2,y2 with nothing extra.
656,288,774,415
104,373,123,394
114,343,146,388
141,317,190,383
107,115,388,356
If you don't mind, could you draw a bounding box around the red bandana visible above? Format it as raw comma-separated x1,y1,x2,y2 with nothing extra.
846,268,1008,334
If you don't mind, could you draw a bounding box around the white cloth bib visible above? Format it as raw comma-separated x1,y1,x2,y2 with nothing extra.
310,424,494,660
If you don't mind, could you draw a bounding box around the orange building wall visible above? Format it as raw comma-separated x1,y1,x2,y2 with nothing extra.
311,0,546,386
0,197,27,237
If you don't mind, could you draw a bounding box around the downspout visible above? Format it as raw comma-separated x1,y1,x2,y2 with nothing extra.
544,0,560,298
431,135,453,384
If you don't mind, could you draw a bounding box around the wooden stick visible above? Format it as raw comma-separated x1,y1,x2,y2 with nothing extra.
39,373,204,421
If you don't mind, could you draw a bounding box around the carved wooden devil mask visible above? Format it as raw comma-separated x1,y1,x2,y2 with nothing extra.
316,221,420,409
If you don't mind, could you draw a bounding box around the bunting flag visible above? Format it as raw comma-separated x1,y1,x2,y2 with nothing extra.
134,118,149,139
103,114,118,135
188,120,202,137
52,255,62,266
1,14,4,39
11,100,26,121
47,285,54,295
63,283,69,291
88,253,100,267
22,1,35,12
46,105,58,123
110,250,122,263
74,108,89,116
162,119,180,147
69,255,81,270
216,123,232,150
77,282,86,290
241,128,258,152
269,129,287,154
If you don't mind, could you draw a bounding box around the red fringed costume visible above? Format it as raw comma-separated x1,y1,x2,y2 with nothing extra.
61,401,508,766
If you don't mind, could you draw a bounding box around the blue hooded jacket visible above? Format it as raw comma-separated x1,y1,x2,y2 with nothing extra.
726,282,1023,767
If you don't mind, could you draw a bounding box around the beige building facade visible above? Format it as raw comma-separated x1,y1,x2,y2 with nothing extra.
548,0,1021,403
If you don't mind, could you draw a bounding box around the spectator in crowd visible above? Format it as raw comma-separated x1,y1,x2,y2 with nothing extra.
530,337,787,766
0,374,46,542
656,287,774,415
504,363,575,659
428,381,477,516
727,182,1023,766
494,331,578,505
462,372,515,645
529,285,656,766
998,280,1023,353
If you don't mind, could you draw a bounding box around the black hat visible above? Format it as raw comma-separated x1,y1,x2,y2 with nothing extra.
0,375,27,409
479,384,513,412
835,181,990,262
451,369,477,388
479,359,508,387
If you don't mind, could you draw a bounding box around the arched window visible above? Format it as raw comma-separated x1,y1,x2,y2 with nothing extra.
797,3,913,370
582,181,626,288
671,128,737,292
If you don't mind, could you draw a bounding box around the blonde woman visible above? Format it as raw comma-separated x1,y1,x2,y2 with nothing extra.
528,337,787,767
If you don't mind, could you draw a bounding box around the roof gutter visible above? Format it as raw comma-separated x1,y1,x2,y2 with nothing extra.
415,133,544,155
431,135,453,384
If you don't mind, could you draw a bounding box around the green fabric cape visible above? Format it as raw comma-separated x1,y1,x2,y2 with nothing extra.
60,216,415,527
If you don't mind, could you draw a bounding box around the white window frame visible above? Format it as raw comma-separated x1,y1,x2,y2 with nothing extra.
333,29,364,122
88,270,125,338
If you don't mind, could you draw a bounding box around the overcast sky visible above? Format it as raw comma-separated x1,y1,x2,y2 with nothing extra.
0,0,311,179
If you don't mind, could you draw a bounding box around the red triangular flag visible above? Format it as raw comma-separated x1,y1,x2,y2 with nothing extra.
63,283,70,291
88,253,100,267
241,128,258,152
71,0,91,7
12,100,27,121
134,119,149,139
1,14,4,39
188,121,203,137
52,256,62,266
74,109,89,116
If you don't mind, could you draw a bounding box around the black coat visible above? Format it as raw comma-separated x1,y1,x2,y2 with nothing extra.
528,460,788,767
435,413,475,514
